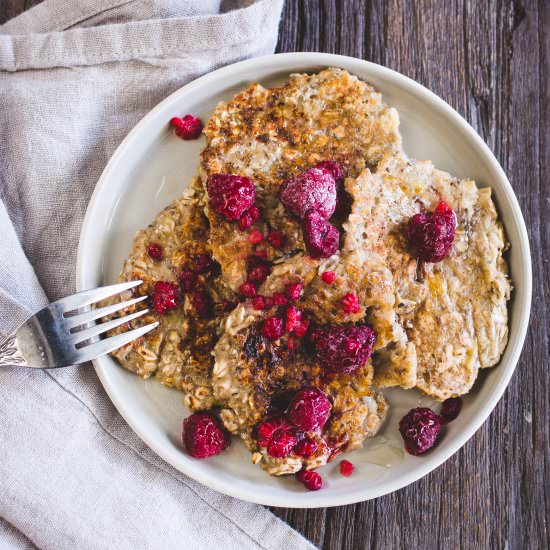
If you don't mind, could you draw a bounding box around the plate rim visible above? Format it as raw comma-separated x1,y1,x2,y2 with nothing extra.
76,52,532,508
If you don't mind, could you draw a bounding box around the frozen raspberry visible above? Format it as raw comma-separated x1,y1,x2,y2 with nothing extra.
285,305,302,332
257,415,294,447
339,460,354,477
207,174,255,221
238,205,260,231
407,201,456,262
170,114,203,140
262,316,284,340
315,161,350,217
252,295,266,310
239,282,256,298
293,318,310,337
179,270,198,292
194,253,215,274
341,293,360,314
295,470,323,491
439,397,463,425
285,282,303,301
147,243,163,261
264,296,274,309
315,161,344,184
272,292,288,306
247,263,271,284
267,430,298,458
267,231,284,248
248,229,264,244
288,388,331,431
310,325,376,374
280,166,337,219
294,437,318,458
192,290,212,318
321,271,335,284
152,281,179,314
399,408,441,456
302,211,340,259
182,412,230,458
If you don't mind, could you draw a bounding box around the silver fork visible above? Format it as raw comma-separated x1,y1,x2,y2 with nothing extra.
0,281,158,369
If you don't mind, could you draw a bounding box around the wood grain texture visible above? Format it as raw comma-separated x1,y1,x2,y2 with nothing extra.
1,1,547,549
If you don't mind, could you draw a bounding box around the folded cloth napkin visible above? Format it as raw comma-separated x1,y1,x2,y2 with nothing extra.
0,1,317,549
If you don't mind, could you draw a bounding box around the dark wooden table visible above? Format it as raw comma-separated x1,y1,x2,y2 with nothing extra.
2,1,547,548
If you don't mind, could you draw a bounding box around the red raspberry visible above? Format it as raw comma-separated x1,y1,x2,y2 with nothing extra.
254,249,268,259
207,174,255,221
264,296,274,309
152,281,179,314
439,397,463,424
407,201,456,262
285,282,303,301
267,231,284,248
238,205,260,231
257,415,294,447
179,270,198,292
147,243,163,260
341,293,360,314
267,430,298,458
287,388,332,431
295,470,323,491
182,412,230,458
339,460,354,476
310,325,376,374
279,166,337,219
247,263,271,284
315,161,344,184
294,437,318,458
287,336,296,350
252,295,266,310
285,305,302,332
239,282,256,298
293,318,310,337
302,211,340,259
399,408,441,456
192,290,212,318
248,229,264,244
321,271,335,284
262,316,284,340
194,253,215,274
170,114,203,140
272,292,288,305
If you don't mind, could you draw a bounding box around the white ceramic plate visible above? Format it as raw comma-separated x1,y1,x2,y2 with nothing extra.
77,53,531,508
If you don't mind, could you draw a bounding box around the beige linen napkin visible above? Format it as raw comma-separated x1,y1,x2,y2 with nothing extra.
0,1,317,549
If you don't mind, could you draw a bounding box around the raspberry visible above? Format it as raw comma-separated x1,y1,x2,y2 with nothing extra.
264,296,274,309
262,316,284,340
287,388,331,431
279,166,337,219
252,295,266,310
294,437,318,458
194,253,215,274
170,114,203,140
182,412,230,458
254,249,268,259
293,318,310,337
247,263,271,284
287,336,296,351
248,229,264,244
439,397,463,424
302,211,340,259
285,305,302,332
152,281,179,314
192,290,212,318
267,231,284,248
285,282,303,301
257,415,294,447
310,325,376,374
315,161,344,184
272,292,288,305
339,460,354,477
407,201,456,262
239,282,256,298
179,270,198,292
315,161,350,217
238,206,260,231
267,430,298,458
341,293,360,314
207,174,255,221
321,271,335,284
295,470,323,491
147,243,163,261
399,408,441,455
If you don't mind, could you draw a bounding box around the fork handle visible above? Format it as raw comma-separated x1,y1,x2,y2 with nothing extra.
0,333,28,368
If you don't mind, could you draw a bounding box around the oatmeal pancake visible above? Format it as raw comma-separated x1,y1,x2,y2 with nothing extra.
344,154,511,400
200,67,402,292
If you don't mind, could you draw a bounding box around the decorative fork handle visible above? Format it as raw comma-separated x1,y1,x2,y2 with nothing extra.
0,333,28,368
